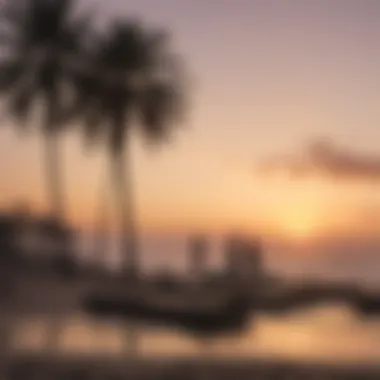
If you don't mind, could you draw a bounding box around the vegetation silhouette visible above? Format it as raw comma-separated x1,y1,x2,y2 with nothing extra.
1,2,380,378
352,290,380,316
81,272,380,340
0,0,93,351
67,20,185,275
0,0,90,221
0,0,187,359
84,290,251,338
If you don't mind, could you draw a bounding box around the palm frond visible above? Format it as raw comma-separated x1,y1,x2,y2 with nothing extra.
139,81,180,144
53,0,74,26
51,16,187,157
65,65,108,148
63,70,99,122
139,53,186,146
0,60,24,94
7,83,35,127
98,21,155,76
27,0,72,44
0,0,26,26
143,29,170,72
60,5,96,54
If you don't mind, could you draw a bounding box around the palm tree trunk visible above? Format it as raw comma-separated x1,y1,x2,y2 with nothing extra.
0,318,10,380
43,132,66,354
45,133,65,219
94,177,109,271
0,267,16,379
111,144,139,357
111,147,139,274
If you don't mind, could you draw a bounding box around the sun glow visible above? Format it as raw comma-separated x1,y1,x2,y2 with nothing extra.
281,209,319,240
272,201,327,241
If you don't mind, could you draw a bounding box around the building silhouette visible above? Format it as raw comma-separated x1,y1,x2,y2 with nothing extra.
224,236,263,287
187,235,208,283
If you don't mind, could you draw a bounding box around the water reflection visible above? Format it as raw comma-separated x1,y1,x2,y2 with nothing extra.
12,304,380,364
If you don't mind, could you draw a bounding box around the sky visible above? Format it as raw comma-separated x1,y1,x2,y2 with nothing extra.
2,0,380,251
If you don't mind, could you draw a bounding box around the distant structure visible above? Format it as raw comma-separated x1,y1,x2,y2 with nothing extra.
0,209,75,271
224,236,263,286
187,235,208,282
0,214,17,258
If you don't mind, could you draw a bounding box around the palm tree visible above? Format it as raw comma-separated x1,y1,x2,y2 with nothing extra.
70,20,185,275
0,0,92,351
0,0,90,220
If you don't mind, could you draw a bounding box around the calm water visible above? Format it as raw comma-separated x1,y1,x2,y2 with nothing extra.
78,233,380,287
11,234,380,364
11,304,380,365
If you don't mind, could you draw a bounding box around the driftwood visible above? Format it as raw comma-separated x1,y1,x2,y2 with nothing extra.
82,278,380,338
351,291,380,316
83,288,252,337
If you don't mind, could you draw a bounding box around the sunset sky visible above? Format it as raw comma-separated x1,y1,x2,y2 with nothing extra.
1,0,380,246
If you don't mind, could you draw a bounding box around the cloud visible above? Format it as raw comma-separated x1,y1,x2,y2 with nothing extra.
258,139,380,182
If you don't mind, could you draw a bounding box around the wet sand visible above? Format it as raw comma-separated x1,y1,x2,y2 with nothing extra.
6,353,380,379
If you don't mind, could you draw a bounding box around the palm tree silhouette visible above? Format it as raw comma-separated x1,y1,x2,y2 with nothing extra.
0,0,91,352
70,20,185,274
65,21,185,359
0,0,90,221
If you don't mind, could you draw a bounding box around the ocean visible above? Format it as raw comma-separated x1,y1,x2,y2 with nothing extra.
12,305,380,365
10,233,380,365
77,233,380,287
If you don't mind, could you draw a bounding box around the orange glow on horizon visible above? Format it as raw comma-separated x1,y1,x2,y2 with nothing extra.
69,203,380,242
4,179,380,242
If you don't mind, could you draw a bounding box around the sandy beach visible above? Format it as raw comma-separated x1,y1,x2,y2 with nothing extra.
5,352,380,379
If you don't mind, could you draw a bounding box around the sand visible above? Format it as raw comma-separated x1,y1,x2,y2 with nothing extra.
4,352,380,379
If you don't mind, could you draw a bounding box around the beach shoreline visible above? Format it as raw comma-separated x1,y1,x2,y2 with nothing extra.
7,352,380,379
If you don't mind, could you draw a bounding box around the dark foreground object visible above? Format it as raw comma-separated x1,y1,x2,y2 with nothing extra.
7,354,380,380
352,291,380,316
83,291,251,337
